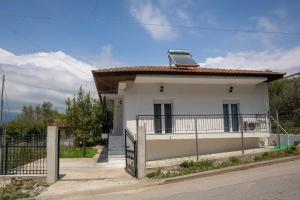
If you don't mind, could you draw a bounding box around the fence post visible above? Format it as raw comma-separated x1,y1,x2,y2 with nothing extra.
276,110,281,148
137,126,145,179
47,126,59,184
194,118,199,161
124,130,127,170
0,126,4,174
239,115,244,155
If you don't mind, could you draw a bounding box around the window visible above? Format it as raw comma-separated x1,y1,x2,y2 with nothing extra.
223,103,239,132
154,103,173,133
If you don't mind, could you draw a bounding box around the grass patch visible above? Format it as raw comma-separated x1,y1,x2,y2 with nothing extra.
146,147,300,179
0,179,48,200
60,148,97,158
254,146,297,161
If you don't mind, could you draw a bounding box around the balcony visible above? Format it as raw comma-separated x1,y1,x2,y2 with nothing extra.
137,114,270,140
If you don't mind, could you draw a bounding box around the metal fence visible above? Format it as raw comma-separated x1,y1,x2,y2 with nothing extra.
124,129,137,177
137,114,269,135
0,128,47,175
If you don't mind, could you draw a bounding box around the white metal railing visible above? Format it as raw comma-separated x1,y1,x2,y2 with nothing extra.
137,114,269,135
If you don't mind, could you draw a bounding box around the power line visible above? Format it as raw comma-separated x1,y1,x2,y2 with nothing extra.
6,78,98,94
3,25,116,90
1,12,300,36
6,78,117,94
6,25,93,78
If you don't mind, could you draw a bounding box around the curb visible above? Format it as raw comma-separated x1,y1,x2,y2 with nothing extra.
159,155,300,184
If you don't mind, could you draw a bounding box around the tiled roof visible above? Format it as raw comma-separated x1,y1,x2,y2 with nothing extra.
92,65,284,77
92,66,285,93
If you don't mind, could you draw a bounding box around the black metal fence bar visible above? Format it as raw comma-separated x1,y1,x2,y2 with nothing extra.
124,129,137,177
0,132,47,175
137,114,269,135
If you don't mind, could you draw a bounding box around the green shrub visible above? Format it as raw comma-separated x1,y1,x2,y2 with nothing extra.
285,146,297,154
229,156,240,164
180,160,214,170
262,152,269,158
196,160,214,170
180,160,195,168
146,170,162,178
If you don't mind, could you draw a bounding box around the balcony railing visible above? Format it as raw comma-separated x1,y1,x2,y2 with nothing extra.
137,114,269,135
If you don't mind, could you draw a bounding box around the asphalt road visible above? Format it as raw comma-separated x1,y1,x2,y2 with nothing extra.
91,159,300,200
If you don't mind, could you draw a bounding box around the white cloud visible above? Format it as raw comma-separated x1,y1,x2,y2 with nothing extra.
200,46,300,73
272,8,287,19
242,16,281,48
176,9,192,25
129,0,176,40
0,49,93,80
257,16,279,32
0,46,122,118
96,45,123,67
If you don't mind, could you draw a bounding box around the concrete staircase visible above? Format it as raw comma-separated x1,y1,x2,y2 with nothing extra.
106,135,126,167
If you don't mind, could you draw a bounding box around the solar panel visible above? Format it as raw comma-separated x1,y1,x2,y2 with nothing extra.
168,50,199,67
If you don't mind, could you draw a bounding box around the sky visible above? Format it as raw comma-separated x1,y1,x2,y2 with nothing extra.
0,0,300,120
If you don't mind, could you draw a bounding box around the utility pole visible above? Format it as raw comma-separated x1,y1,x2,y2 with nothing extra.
276,110,281,148
0,74,5,124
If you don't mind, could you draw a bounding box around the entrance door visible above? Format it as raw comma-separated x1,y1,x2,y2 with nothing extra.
223,103,239,132
154,103,172,133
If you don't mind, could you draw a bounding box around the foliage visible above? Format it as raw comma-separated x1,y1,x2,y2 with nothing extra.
254,147,298,161
229,156,240,164
147,147,300,178
146,170,162,178
65,86,97,155
60,148,97,158
0,179,48,200
5,102,60,136
268,77,300,134
5,86,112,153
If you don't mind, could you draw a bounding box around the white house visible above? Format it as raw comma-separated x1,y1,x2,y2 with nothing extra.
92,50,284,165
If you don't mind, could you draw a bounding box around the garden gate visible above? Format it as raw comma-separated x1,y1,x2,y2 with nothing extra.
124,129,137,177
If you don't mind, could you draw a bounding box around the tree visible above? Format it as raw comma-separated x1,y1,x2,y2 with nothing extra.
100,96,113,134
91,99,102,142
65,86,94,156
268,77,300,134
6,101,59,136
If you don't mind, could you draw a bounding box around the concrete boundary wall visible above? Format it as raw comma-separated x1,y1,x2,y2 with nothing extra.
269,134,300,146
146,138,259,161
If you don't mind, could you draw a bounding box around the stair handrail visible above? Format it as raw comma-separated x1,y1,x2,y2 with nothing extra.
125,128,135,141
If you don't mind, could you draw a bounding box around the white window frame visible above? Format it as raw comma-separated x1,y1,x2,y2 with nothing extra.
153,100,173,134
223,99,240,132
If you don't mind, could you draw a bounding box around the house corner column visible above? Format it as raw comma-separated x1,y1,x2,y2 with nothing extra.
137,126,145,178
47,126,59,184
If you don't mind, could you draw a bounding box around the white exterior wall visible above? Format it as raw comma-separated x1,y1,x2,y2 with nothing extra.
123,82,269,136
112,98,123,135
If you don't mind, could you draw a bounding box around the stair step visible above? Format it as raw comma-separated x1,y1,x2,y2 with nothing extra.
108,148,125,151
109,154,125,158
108,154,125,158
108,150,125,153
109,143,124,146
109,159,125,162
108,145,125,149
